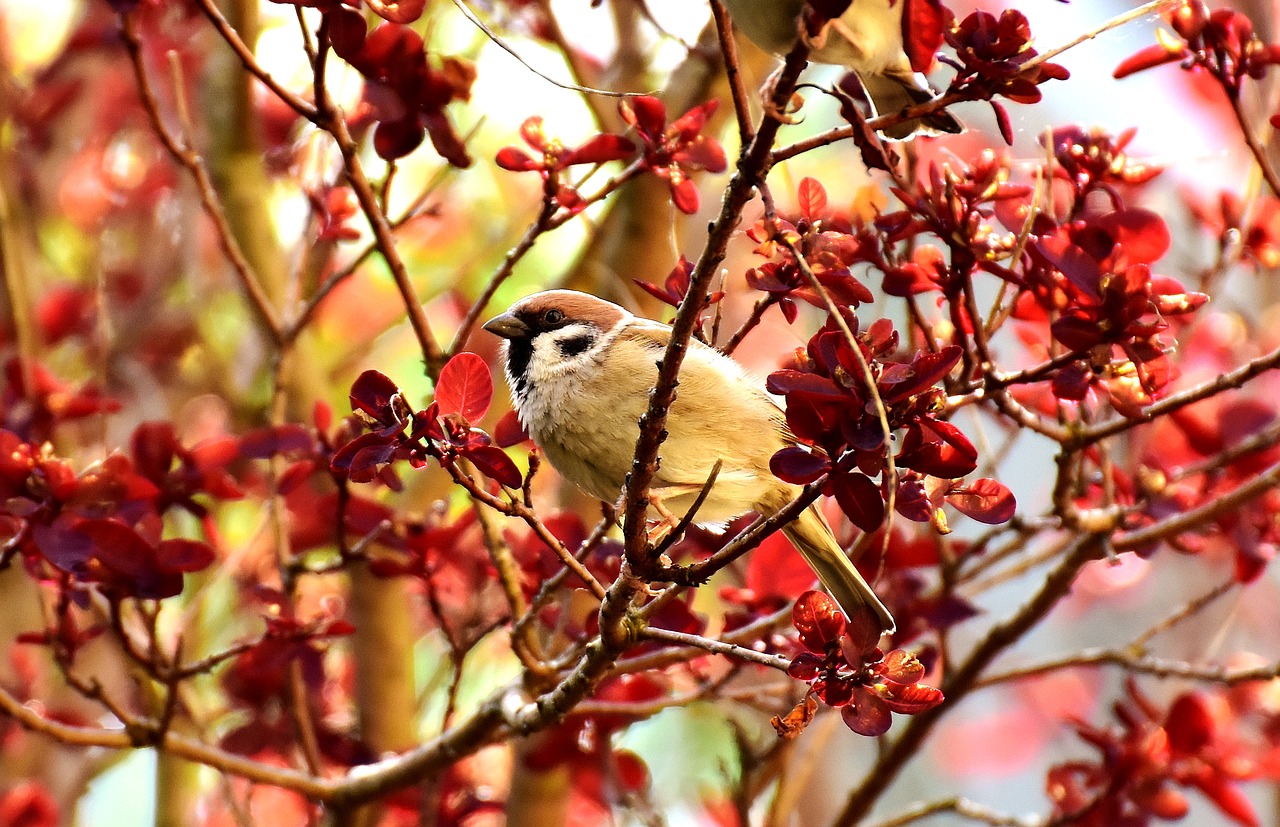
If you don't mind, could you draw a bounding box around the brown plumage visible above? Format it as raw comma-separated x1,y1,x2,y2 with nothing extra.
484,290,895,633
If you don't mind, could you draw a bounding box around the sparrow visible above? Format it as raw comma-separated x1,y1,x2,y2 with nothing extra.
720,0,963,140
483,290,895,633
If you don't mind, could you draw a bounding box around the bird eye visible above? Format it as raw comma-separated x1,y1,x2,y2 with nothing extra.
542,309,565,326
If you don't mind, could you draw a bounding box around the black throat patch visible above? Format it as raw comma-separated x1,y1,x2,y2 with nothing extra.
505,338,534,399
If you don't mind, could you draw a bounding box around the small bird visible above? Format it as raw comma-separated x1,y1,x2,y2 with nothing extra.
483,290,895,633
720,0,962,140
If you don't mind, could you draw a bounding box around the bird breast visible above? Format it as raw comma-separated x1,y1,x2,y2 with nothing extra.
519,333,793,523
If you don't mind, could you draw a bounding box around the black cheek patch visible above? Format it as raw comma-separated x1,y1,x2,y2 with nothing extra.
557,334,594,358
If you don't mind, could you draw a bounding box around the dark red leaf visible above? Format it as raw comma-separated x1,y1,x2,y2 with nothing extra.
435,352,493,423
787,651,822,681
465,445,522,488
831,471,885,532
842,690,892,736
156,539,217,573
947,478,1016,524
767,370,845,398
769,446,830,484
348,442,397,483
373,116,425,160
991,100,1014,145
331,432,394,475
327,6,368,60
349,370,401,420
792,589,847,653
879,346,962,403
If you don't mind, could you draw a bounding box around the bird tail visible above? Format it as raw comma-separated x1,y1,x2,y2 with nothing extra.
859,71,964,141
782,507,896,634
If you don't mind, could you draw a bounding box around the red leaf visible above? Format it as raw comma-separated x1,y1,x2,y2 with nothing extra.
327,6,368,60
435,352,493,422
1193,774,1260,827
561,133,636,166
670,177,701,215
767,370,845,398
0,782,59,827
330,432,394,475
947,478,1016,525
792,590,846,653
494,409,530,447
881,682,944,714
349,370,401,420
156,539,217,573
880,346,962,404
1165,692,1215,755
495,147,538,171
842,690,892,736
902,0,946,74
747,532,818,600
831,471,885,532
1113,44,1186,79
1096,209,1170,265
769,446,830,484
787,651,822,681
373,115,426,160
465,445,522,488
991,100,1013,146
797,177,828,222
879,649,926,685
614,750,650,793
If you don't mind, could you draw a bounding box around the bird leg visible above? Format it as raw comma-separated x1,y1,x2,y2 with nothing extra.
644,492,684,545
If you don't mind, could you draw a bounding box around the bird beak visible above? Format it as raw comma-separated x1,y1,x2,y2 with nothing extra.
482,311,530,339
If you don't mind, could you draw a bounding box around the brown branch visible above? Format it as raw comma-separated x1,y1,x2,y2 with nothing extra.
980,650,1278,688
1077,343,1280,446
440,459,608,599
708,0,755,148
192,0,317,121
619,35,813,566
325,114,445,377
833,534,1104,826
636,627,791,671
119,12,285,343
870,797,1039,827
1113,455,1280,550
